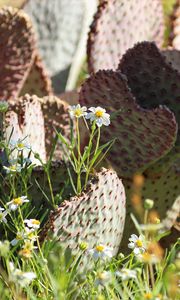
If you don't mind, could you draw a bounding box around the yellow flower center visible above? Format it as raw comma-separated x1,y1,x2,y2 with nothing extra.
136,239,143,247
74,108,83,117
13,197,22,205
96,245,105,252
28,232,35,239
142,252,151,262
32,219,40,225
16,234,22,240
20,248,32,257
10,165,16,171
17,143,24,149
95,110,103,118
98,273,106,280
144,293,152,299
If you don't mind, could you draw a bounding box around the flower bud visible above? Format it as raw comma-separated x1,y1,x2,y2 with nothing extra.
144,199,154,210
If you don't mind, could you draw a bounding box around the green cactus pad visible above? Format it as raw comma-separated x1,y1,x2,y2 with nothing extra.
79,70,177,177
20,54,53,97
87,0,164,73
4,94,71,162
23,0,85,76
0,7,35,100
41,168,126,256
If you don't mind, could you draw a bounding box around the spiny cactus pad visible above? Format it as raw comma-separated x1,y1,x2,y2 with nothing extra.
20,54,53,97
0,7,35,99
118,41,180,163
23,0,86,76
79,70,177,177
87,0,164,73
41,168,126,256
4,94,71,162
5,94,46,162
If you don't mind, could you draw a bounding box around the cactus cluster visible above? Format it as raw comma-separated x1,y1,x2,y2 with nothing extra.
87,0,164,73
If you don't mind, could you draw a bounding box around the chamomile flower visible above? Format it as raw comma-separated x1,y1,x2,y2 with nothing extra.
115,268,137,281
24,219,40,230
7,196,29,211
9,262,36,287
19,240,38,258
95,271,112,286
69,104,87,119
10,138,31,151
88,244,113,260
86,107,110,127
11,231,25,246
0,207,8,223
128,234,146,255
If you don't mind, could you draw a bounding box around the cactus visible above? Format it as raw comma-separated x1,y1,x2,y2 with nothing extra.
79,41,180,250
0,6,52,100
23,0,98,92
79,70,177,178
41,168,126,256
20,53,53,97
162,49,180,72
87,0,164,73
0,7,35,99
5,94,71,162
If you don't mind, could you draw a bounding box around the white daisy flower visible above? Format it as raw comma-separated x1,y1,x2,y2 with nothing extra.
88,244,113,260
7,196,29,211
95,271,112,286
11,227,37,246
0,207,8,223
3,163,22,174
115,268,137,281
24,219,40,230
10,138,31,151
11,231,25,246
128,234,146,255
9,262,36,287
86,107,110,127
69,104,87,119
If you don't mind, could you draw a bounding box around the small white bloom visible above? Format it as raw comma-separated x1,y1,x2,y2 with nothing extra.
95,271,112,286
128,234,146,255
88,244,113,260
10,138,31,151
115,268,137,281
24,219,40,229
9,262,36,287
0,207,8,223
3,163,22,174
69,104,87,119
86,107,110,127
7,196,29,211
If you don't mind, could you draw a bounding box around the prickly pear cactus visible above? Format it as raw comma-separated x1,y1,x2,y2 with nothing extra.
23,0,98,92
79,70,177,178
162,49,180,72
4,94,71,163
0,6,35,99
41,168,126,256
20,54,53,97
87,0,164,73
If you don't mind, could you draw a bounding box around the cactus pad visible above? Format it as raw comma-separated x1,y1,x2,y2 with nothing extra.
162,49,180,72
4,94,71,162
0,7,35,99
23,0,86,76
41,168,126,256
87,0,164,73
79,70,177,177
5,94,46,163
20,54,53,97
